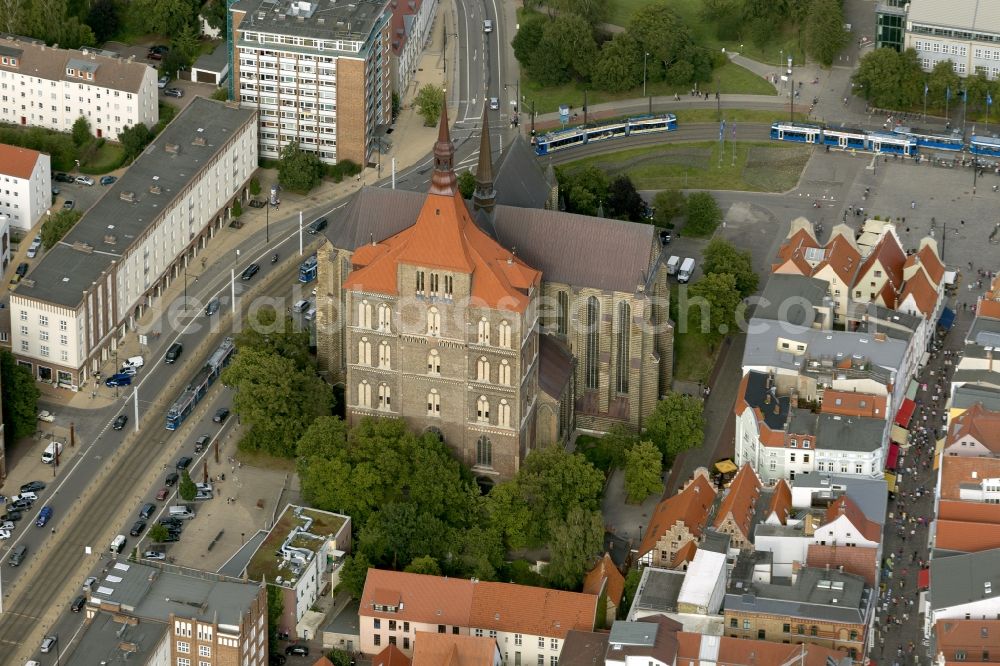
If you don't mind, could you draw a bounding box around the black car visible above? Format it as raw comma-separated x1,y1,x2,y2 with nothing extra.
159,517,183,528
284,645,310,657
165,472,179,486
10,499,33,511
129,520,147,537
308,217,328,234
162,532,180,543
70,595,86,612
1,511,22,522
19,481,45,493
176,456,193,471
269,655,287,666
139,502,156,520
194,435,210,452
659,229,672,245
205,298,220,316
112,414,128,430
15,262,29,278
54,172,75,183
213,407,230,423
240,264,260,280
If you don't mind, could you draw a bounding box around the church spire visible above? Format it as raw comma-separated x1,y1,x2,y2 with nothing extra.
429,101,457,196
473,105,497,214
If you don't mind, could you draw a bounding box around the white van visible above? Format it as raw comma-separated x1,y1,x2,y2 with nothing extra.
304,307,317,321
169,506,195,520
41,441,63,464
110,534,127,554
666,255,681,275
677,257,696,283
122,356,144,369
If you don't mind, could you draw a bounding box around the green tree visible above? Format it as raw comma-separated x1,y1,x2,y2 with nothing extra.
457,169,476,198
0,350,40,440
336,553,370,599
511,13,546,70
546,506,604,589
966,70,994,114
577,424,636,472
653,189,686,227
277,141,323,193
702,238,759,297
559,165,609,216
119,123,153,162
623,440,663,503
326,650,353,666
15,0,95,49
171,24,201,64
928,59,960,108
592,33,643,93
231,198,243,219
248,177,262,197
606,175,645,221
620,568,642,619
130,0,198,34
683,191,722,236
545,0,608,27
626,5,696,85
201,0,227,32
803,0,847,67
415,84,445,126
391,91,401,118
404,555,442,576
541,12,598,82
72,116,91,147
178,470,197,501
266,584,283,654
40,210,83,249
690,272,742,343
236,307,313,372
644,393,705,463
853,47,924,109
148,523,169,543
86,0,121,43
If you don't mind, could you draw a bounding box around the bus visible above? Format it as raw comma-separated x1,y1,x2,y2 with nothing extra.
299,255,318,283
165,337,236,430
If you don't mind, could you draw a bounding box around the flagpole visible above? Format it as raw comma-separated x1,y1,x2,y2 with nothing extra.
923,85,927,122
963,90,968,137
946,87,950,126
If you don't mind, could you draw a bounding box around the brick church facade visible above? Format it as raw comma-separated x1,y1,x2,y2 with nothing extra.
314,108,673,484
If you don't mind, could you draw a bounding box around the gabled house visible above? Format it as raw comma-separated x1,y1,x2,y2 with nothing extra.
851,231,906,309
944,402,1000,457
583,554,626,628
771,218,821,275
928,550,1000,629
712,463,762,551
764,480,793,525
410,632,501,666
637,472,716,568
816,496,882,548
934,619,1000,666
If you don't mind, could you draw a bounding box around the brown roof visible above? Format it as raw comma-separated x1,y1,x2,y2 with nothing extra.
767,480,793,525
0,144,43,179
899,268,939,318
772,227,820,274
538,335,574,399
936,619,1000,665
313,658,336,666
821,390,887,419
411,632,497,666
713,463,762,539
856,233,905,292
806,544,879,585
361,570,475,628
582,553,625,607
815,233,861,285
939,456,1000,500
373,645,411,666
947,402,1000,454
935,520,1000,553
0,35,151,93
676,632,851,666
388,0,423,56
469,581,596,639
670,540,699,569
639,474,716,557
905,243,946,286
823,495,882,543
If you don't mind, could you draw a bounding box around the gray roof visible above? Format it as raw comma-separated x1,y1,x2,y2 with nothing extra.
860,303,922,332
967,314,1000,345
742,370,791,430
742,318,908,378
755,522,805,538
930,549,1000,609
217,529,268,577
232,0,388,47
814,413,886,453
725,566,872,624
194,42,230,73
630,567,685,615
791,473,888,526
0,34,152,94
756,274,830,326
701,530,732,554
952,385,1000,412
71,610,166,665
907,0,1000,34
787,408,818,436
493,136,552,210
951,369,1000,388
559,630,610,666
18,98,255,308
538,334,574,399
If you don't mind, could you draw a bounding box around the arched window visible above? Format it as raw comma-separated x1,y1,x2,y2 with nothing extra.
616,301,631,394
427,307,441,336
378,341,391,369
498,321,512,348
358,380,371,408
477,356,491,383
358,337,371,366
476,435,492,468
427,389,440,416
498,399,511,428
557,291,569,335
427,349,441,374
585,296,600,390
358,299,372,329
476,395,490,423
377,383,391,410
377,303,392,332
499,359,511,385
477,317,490,345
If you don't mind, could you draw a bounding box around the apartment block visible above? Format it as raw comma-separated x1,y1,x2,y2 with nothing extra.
9,98,257,386
0,144,50,231
902,0,1000,78
230,0,392,165
389,0,437,97
0,35,158,140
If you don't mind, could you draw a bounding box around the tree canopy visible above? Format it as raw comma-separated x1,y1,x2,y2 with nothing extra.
690,272,743,342
644,393,705,463
0,350,40,440
623,440,664,503
702,238,759,297
803,0,847,67
853,48,924,110
414,84,445,126
277,141,323,193
119,124,154,163
41,210,83,250
683,192,723,236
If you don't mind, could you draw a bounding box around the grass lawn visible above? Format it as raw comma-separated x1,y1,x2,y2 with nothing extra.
670,284,718,383
673,109,807,123
523,61,775,115
559,141,811,192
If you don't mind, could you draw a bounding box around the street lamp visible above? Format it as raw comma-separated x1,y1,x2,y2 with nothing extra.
788,56,794,122
643,52,650,98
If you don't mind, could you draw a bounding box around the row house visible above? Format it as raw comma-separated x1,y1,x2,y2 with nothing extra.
711,463,762,552
951,276,1000,420
637,471,716,568
943,402,1000,458
932,456,1000,555
0,143,50,231
389,0,437,97
927,550,1000,634
582,554,626,628
933,619,1000,666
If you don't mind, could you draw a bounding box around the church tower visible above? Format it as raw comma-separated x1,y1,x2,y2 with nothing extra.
472,106,497,215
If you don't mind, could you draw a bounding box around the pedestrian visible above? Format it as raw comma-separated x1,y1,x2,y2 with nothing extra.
911,200,916,209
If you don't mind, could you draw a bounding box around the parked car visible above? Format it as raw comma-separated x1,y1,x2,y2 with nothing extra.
139,502,156,519
147,45,168,59
155,487,170,501
26,243,39,258
165,472,179,486
143,550,166,561
213,407,230,423
293,299,310,313
35,505,53,527
105,373,132,387
129,520,146,536
54,172,74,183
83,576,98,591
157,75,169,89
100,175,117,186
70,595,86,612
194,435,210,453
249,198,266,208
20,481,45,493
40,636,57,653
307,217,327,234
63,199,75,210
176,456,193,471
205,298,220,316
112,414,128,430
284,645,309,657
164,87,184,98
161,532,180,543
1,511,22,522
15,262,28,278
119,365,137,377
9,500,32,512
37,410,56,423
75,175,94,186
240,263,260,280
659,230,672,245
194,489,214,501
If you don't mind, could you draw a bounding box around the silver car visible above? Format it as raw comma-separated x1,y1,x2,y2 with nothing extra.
40,635,57,653
75,175,95,186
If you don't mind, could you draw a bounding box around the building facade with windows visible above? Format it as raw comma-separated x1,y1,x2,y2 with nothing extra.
0,144,50,232
229,0,392,165
9,98,256,387
902,0,1000,78
0,35,158,140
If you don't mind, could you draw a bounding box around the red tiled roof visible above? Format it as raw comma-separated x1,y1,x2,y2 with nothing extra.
373,645,411,666
935,619,1000,665
0,144,43,179
470,581,596,638
899,268,939,318
823,495,882,543
939,500,1000,525
676,632,852,666
906,243,946,286
767,480,792,525
772,228,820,275
362,570,474,628
388,0,423,56
856,233,905,292
940,456,1000,500
582,553,625,608
946,402,1000,454
411,632,496,666
639,474,716,557
713,463,762,539
821,390,887,419
815,233,861,285
671,540,699,569
806,544,879,585
935,520,1000,553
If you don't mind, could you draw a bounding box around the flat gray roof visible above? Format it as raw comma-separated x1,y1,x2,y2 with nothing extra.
217,529,268,577
814,413,886,453
18,98,255,308
908,0,1000,34
631,567,685,615
71,610,166,664
756,274,831,326
726,567,872,624
232,0,387,46
194,42,230,73
930,549,1000,609
952,385,1000,412
952,368,1000,388
792,473,888,526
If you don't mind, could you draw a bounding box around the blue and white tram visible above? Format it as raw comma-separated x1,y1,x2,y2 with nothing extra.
770,122,823,143
626,113,678,134
820,127,868,150
892,126,964,151
866,131,916,156
165,337,236,430
583,121,629,144
533,128,587,155
970,135,1000,157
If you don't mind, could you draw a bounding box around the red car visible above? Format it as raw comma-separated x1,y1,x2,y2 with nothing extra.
155,487,169,501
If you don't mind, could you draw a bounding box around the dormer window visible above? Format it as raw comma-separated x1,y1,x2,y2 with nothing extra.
67,68,75,76
373,603,399,613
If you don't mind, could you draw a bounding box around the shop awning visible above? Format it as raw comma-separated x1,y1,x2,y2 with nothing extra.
891,425,910,445
715,459,738,474
918,568,930,590
933,438,945,470
939,307,956,330
895,398,917,428
906,379,919,401
884,471,897,493
886,442,900,471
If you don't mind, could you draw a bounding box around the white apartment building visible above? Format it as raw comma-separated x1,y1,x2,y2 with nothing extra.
9,98,257,387
390,0,437,97
0,35,158,140
0,144,50,231
904,0,1000,77
230,0,392,166
0,212,12,272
